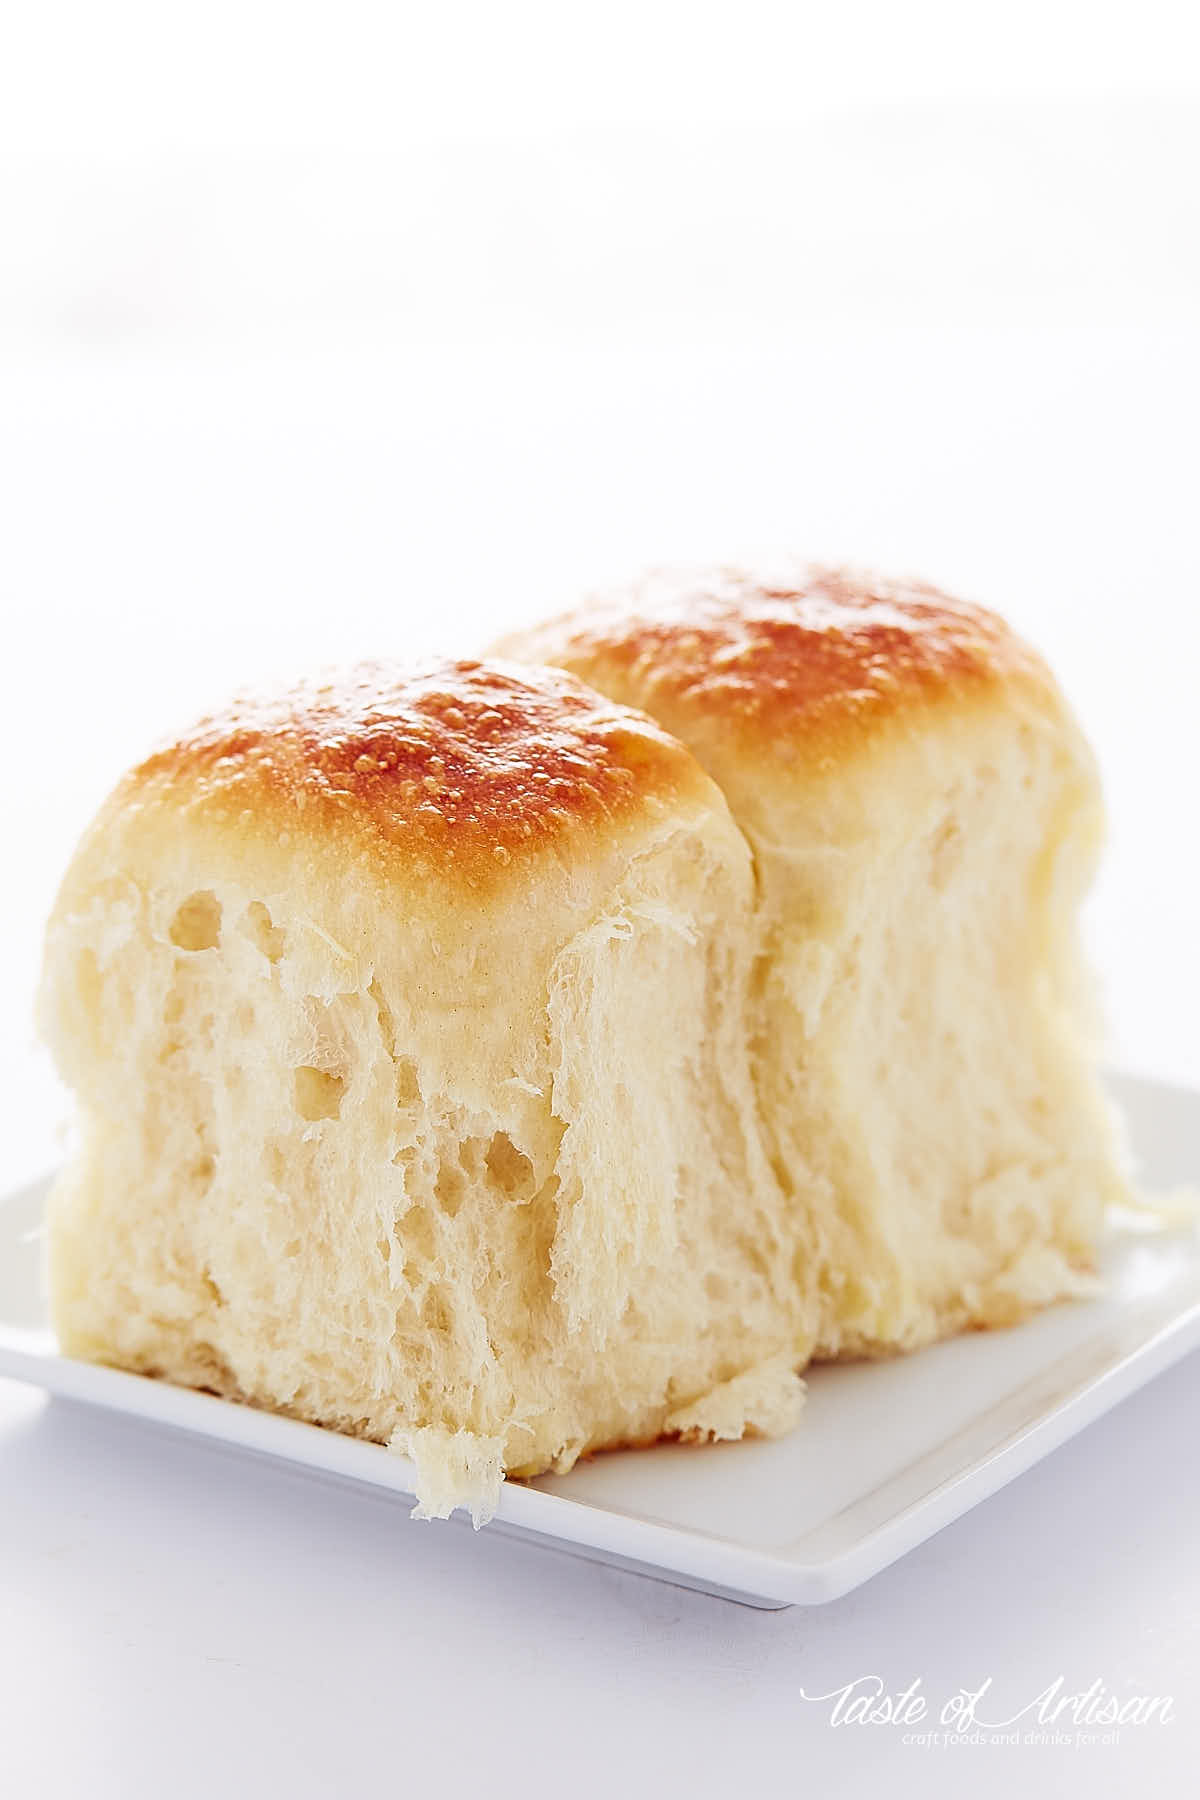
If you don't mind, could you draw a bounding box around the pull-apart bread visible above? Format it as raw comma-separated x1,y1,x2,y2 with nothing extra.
42,571,1129,1522
497,565,1129,1360
40,658,810,1521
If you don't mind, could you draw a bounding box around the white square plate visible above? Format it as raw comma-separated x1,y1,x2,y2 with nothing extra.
2,1071,1197,1608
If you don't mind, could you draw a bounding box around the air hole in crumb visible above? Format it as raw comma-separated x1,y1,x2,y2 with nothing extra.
402,1204,436,1260
394,1057,421,1106
370,980,398,1057
485,1132,535,1199
241,900,284,963
421,1289,452,1333
169,892,222,951
201,1269,225,1305
705,1272,731,1304
434,1162,465,1218
294,1066,344,1121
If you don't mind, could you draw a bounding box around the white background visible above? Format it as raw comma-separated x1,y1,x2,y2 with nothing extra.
1,3,1198,1793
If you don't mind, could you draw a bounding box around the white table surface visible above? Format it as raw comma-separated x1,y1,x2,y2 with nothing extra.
3,74,1199,1795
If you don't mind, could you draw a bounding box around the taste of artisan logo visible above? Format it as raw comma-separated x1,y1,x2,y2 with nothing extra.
797,1675,1175,1748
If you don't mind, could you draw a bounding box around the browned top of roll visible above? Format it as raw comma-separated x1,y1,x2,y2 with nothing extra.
115,657,712,891
496,565,1060,755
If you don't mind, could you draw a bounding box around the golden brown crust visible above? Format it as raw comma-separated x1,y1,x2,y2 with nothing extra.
498,564,1060,752
120,658,706,890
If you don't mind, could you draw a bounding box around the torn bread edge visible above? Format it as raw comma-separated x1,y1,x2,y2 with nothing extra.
389,1350,806,1526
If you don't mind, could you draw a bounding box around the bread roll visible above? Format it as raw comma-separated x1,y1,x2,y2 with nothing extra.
40,658,815,1521
497,565,1130,1357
